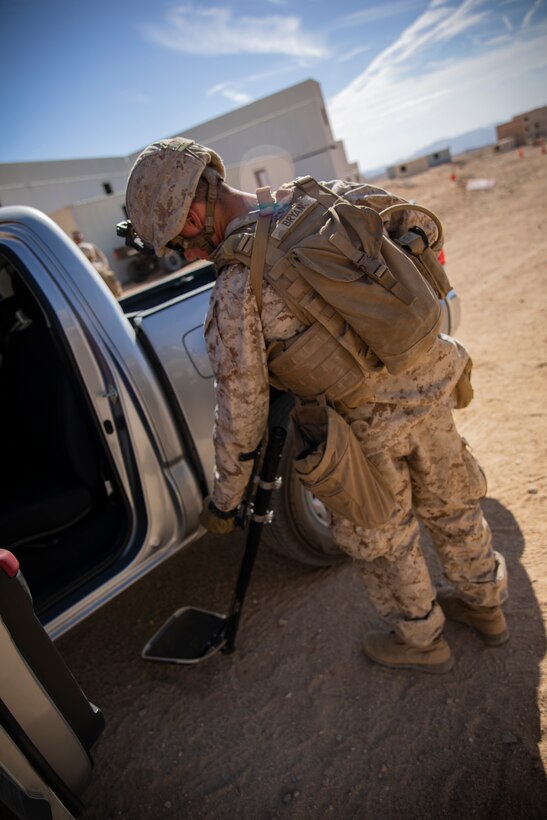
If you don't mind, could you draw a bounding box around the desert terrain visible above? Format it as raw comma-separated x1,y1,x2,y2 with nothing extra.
49,145,547,819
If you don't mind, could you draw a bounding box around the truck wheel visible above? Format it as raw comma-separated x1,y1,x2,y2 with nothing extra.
265,396,349,567
161,250,184,273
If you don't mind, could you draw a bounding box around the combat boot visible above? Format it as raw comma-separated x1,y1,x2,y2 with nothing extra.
438,595,508,646
362,631,454,674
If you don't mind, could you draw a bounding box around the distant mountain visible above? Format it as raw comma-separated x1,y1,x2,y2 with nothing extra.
363,124,497,179
406,124,497,160
362,164,389,180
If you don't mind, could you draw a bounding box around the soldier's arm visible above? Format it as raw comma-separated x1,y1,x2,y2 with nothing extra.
204,263,270,512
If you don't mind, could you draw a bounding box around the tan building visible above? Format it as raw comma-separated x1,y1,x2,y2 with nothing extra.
387,148,452,180
496,106,547,146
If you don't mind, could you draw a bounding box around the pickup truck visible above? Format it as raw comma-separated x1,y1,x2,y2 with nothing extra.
0,205,460,819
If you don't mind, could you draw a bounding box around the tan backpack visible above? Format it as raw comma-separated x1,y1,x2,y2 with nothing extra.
213,178,457,527
214,176,451,376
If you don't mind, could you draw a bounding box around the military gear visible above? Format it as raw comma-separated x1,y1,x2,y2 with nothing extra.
211,177,460,530
199,497,236,535
202,178,507,652
126,137,225,257
267,316,377,413
362,631,454,674
292,395,395,528
213,176,452,377
379,202,451,299
452,357,474,409
438,595,509,645
211,180,455,526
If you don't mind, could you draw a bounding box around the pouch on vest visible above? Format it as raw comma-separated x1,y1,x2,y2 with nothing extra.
267,321,376,410
291,397,396,529
452,357,474,409
380,203,452,299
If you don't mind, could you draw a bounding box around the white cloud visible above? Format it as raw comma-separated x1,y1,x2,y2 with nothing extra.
206,59,302,106
141,4,327,58
206,82,228,97
335,45,371,64
333,1,423,29
359,0,489,75
207,83,253,105
523,0,544,27
329,2,547,169
428,0,490,41
222,89,253,104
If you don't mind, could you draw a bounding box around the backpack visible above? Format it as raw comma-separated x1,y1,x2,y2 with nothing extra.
213,176,452,376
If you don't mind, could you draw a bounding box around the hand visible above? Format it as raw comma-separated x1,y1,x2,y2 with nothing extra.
198,497,236,535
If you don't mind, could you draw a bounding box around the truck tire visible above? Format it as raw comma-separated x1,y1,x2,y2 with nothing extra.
265,395,349,567
161,250,184,273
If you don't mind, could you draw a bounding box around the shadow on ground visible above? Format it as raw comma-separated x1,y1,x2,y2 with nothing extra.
53,496,546,820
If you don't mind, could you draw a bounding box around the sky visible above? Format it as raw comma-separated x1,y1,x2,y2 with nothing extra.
2,0,547,172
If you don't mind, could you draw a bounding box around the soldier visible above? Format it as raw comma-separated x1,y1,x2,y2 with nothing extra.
72,230,123,298
125,137,508,673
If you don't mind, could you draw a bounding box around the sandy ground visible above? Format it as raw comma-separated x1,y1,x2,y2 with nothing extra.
49,146,547,820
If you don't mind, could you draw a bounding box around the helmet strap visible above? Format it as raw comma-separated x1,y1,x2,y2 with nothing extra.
168,170,220,257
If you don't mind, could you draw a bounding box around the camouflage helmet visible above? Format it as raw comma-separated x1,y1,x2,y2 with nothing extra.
125,137,225,256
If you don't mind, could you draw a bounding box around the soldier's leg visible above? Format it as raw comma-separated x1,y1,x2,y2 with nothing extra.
409,402,507,608
331,446,445,649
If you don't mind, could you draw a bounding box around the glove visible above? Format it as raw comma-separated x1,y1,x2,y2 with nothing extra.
198,497,237,535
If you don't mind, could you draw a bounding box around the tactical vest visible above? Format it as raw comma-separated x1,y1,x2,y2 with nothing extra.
213,177,452,411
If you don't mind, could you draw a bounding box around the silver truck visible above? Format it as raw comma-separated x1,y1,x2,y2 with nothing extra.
0,205,460,819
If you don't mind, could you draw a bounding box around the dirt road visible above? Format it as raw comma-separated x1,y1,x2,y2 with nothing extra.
55,146,547,819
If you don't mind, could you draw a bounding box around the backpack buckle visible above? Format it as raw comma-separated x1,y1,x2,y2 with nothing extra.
398,227,428,255
371,261,389,279
236,234,254,255
355,253,389,281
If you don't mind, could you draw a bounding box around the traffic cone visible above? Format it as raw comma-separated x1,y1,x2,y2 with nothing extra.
518,147,524,159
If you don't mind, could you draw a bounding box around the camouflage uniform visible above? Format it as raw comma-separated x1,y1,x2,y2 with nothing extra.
205,181,507,647
78,242,123,298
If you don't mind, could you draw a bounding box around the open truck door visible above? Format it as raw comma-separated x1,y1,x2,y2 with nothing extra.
0,549,104,820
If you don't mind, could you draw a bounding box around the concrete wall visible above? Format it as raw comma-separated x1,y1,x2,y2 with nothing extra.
0,156,130,213
427,149,451,168
494,137,517,153
49,194,130,280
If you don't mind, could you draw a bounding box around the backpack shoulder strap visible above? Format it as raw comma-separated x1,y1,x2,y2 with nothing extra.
249,214,271,315
293,176,339,211
248,185,278,315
